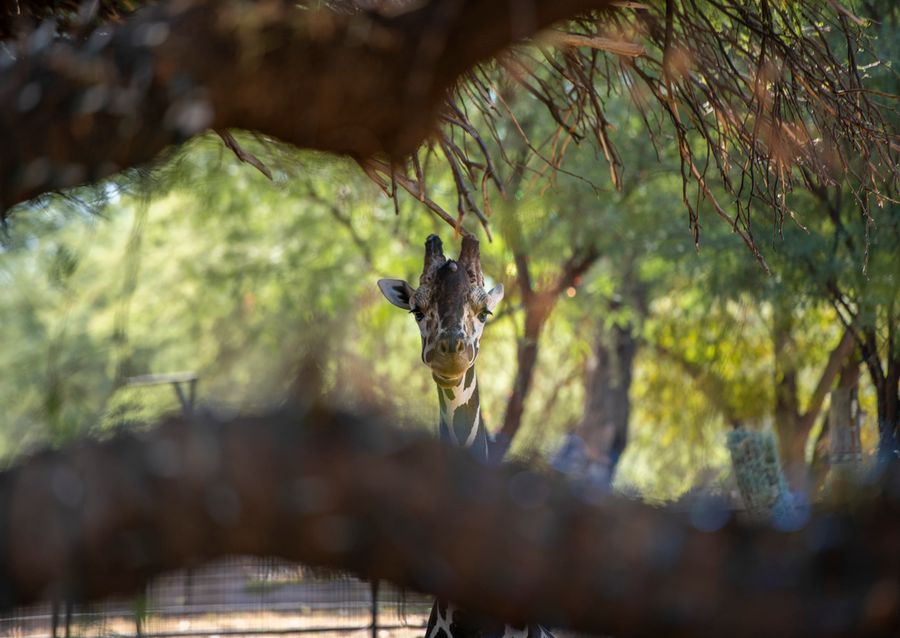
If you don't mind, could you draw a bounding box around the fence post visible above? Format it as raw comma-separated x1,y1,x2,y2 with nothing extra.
134,588,147,637
371,580,379,638
64,599,72,638
726,428,790,519
125,372,199,627
50,597,59,638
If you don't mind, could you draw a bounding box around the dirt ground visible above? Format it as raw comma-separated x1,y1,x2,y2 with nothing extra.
0,612,594,638
2,610,429,638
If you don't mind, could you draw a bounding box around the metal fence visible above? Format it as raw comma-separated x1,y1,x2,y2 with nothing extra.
0,557,431,638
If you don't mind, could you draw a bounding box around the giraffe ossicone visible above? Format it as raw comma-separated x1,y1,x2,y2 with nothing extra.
377,235,555,638
378,234,503,385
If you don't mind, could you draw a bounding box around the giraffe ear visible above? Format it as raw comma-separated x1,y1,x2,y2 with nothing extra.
377,279,416,310
485,284,504,312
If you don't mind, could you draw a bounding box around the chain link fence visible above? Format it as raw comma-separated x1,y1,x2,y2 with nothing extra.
1,557,431,638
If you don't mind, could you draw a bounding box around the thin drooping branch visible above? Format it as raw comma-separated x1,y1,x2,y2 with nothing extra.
1,405,899,637
362,158,474,236
216,131,273,181
3,0,896,259
443,0,897,260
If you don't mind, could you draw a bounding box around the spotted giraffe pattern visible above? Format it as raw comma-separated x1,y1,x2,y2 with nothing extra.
426,599,555,638
378,235,555,638
414,259,492,377
437,366,487,459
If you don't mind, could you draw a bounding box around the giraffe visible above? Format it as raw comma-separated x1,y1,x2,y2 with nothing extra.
378,234,555,638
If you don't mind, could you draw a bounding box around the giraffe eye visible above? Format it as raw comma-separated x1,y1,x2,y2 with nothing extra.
411,308,425,322
477,309,492,323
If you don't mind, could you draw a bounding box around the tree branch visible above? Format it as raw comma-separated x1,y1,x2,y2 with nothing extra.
514,251,534,301
496,246,600,458
797,327,857,435
216,130,273,181
1,405,899,637
549,245,601,298
0,0,615,215
363,158,474,236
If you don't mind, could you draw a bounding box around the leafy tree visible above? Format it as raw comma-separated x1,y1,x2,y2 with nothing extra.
2,0,894,260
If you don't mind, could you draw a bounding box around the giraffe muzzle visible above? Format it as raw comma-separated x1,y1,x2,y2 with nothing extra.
437,330,466,355
431,333,472,378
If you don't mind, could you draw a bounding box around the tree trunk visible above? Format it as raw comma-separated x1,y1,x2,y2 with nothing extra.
495,301,550,460
860,321,900,466
578,321,637,487
491,242,599,461
810,355,860,492
773,304,806,490
828,364,862,466
772,308,856,493
875,356,900,465
822,359,862,499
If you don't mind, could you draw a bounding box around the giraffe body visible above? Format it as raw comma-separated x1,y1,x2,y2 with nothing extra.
379,235,556,638
426,599,554,638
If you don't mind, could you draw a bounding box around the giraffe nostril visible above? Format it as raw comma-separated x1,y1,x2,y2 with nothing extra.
438,331,465,356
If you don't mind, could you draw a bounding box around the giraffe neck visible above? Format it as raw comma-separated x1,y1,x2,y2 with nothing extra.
428,368,554,638
436,366,488,462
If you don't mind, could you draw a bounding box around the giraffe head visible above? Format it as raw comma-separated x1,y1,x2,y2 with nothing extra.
378,235,504,387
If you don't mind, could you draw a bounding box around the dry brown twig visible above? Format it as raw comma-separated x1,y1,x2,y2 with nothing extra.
1,0,895,261
359,1,896,258
217,130,273,181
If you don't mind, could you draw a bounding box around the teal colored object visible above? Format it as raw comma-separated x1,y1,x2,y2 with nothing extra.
726,429,792,520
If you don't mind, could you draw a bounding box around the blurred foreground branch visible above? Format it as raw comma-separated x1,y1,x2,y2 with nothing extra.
1,404,899,637
0,0,614,214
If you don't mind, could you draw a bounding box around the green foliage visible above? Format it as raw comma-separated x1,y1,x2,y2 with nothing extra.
1,75,891,501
